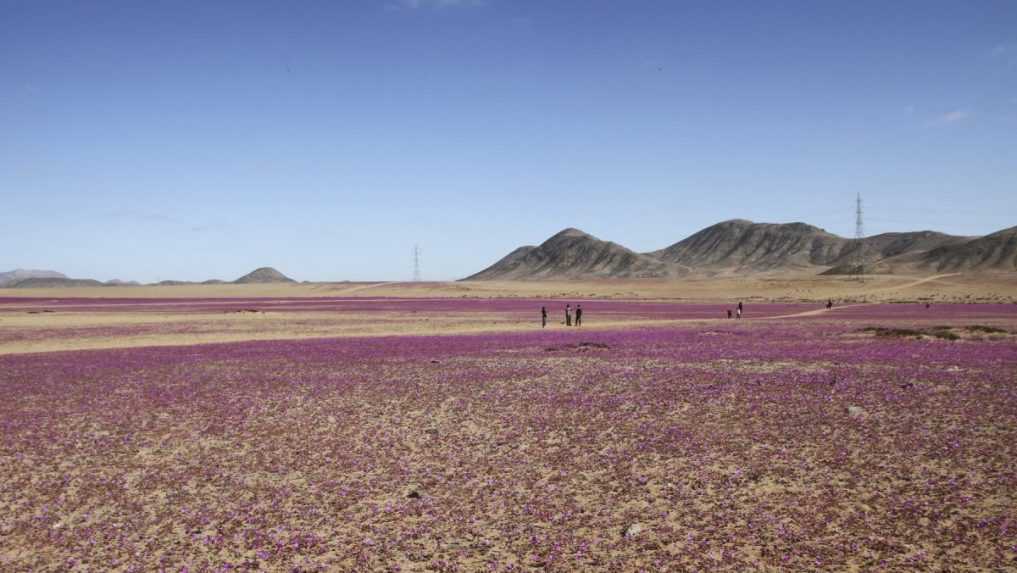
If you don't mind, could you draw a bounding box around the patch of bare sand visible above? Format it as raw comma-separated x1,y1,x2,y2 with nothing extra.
0,310,716,355
1,272,1014,302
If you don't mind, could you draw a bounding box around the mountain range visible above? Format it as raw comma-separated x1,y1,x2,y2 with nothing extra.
0,269,68,287
5,223,1014,287
466,220,1017,280
0,267,295,288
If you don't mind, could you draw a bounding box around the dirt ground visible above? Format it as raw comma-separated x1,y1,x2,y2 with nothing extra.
2,274,1013,355
1,272,1015,302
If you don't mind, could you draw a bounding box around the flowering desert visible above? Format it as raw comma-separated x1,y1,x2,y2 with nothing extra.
2,298,1016,572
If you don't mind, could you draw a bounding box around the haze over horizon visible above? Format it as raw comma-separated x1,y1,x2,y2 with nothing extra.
3,1,1016,282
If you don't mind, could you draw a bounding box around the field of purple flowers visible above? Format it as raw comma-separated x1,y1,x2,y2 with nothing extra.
0,297,812,319
1,301,1016,571
0,298,813,355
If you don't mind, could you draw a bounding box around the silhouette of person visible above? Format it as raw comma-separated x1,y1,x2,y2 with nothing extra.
826,299,833,310
565,304,572,327
737,301,744,314
575,305,583,327
727,309,733,319
541,306,547,328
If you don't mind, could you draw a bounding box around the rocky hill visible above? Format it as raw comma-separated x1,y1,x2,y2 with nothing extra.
820,231,972,275
0,269,67,287
918,226,1017,272
649,220,849,271
8,277,105,288
467,221,999,280
233,267,295,284
465,228,679,280
652,221,970,274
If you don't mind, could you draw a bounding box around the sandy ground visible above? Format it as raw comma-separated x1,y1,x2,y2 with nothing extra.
1,272,1015,302
0,310,582,355
1,272,1014,355
0,307,786,356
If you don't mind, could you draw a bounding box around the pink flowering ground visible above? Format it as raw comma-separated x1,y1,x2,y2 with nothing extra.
1,300,1016,571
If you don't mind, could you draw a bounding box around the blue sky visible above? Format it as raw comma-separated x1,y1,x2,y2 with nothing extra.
3,0,1016,282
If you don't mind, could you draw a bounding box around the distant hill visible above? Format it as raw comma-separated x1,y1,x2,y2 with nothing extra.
105,279,140,286
9,277,105,288
0,269,67,287
919,226,1017,272
652,220,968,274
820,231,972,275
233,267,295,284
465,228,679,280
153,280,228,285
650,220,847,271
467,221,1001,280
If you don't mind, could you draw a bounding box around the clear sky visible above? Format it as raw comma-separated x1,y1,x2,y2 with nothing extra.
3,0,1016,282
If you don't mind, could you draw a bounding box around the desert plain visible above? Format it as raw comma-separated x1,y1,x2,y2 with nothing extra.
1,274,1016,572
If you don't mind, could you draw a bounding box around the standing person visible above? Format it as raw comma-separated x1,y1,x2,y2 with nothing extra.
736,307,742,319
575,305,583,327
727,309,733,319
565,304,572,327
541,306,547,328
826,299,833,310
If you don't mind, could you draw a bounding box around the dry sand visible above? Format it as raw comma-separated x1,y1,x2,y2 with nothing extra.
1,272,1015,302
2,273,1013,355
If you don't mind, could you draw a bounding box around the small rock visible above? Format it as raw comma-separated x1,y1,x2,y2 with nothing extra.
407,490,421,499
623,523,644,538
847,405,867,419
430,359,440,364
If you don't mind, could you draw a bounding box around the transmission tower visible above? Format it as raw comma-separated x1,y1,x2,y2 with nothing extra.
855,193,864,240
854,193,864,276
413,244,421,282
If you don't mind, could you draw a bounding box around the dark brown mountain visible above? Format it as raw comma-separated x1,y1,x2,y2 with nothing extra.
465,228,679,280
918,226,1017,272
467,221,993,280
651,220,970,273
649,220,847,271
821,230,972,275
233,267,295,284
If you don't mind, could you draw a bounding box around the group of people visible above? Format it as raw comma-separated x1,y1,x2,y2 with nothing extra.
535,298,883,326
726,301,745,319
540,304,582,328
